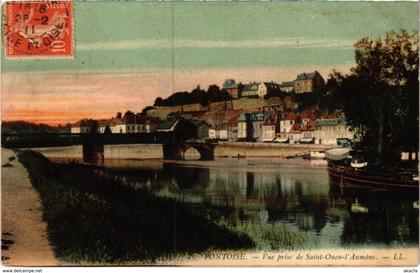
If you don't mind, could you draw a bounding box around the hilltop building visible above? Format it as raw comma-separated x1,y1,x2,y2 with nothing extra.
222,79,239,99
240,82,260,98
293,71,325,93
279,81,294,93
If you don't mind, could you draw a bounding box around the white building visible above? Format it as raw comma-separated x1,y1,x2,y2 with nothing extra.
216,126,228,141
262,117,276,142
237,113,251,141
279,114,298,136
314,118,354,145
71,119,95,134
208,127,217,139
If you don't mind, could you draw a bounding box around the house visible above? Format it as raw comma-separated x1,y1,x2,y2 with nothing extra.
108,115,159,134
138,115,159,133
237,113,252,141
222,79,239,99
288,123,304,144
215,124,228,141
70,119,90,134
109,117,134,133
300,120,316,144
258,82,280,98
262,116,276,142
227,116,238,142
314,118,354,145
208,126,217,139
71,119,97,134
293,71,325,94
240,82,259,98
98,119,112,134
279,81,294,93
279,113,299,137
250,111,272,142
190,119,210,140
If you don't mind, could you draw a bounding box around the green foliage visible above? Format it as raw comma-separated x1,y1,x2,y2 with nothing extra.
18,151,254,263
1,121,63,134
331,30,419,166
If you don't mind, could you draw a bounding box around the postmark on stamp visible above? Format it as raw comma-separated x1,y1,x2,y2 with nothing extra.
4,1,73,58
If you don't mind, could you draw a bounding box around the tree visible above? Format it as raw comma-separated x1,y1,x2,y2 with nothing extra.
207,84,232,103
332,30,419,167
154,97,163,106
124,111,136,123
141,106,154,115
115,112,122,119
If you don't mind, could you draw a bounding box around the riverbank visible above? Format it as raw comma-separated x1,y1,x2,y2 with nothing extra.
1,149,59,266
15,150,254,264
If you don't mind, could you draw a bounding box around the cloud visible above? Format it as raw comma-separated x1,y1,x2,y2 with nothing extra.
77,38,354,51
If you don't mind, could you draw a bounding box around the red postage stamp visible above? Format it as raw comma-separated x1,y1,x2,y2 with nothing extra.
4,1,73,58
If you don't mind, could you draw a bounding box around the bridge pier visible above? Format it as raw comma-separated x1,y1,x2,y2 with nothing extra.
83,142,104,163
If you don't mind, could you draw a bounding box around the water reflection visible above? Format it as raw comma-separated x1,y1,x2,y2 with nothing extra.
101,160,419,249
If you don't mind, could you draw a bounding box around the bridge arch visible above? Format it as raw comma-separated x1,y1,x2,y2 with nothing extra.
162,142,215,161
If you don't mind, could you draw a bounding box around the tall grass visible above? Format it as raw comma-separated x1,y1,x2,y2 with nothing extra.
218,218,319,250
18,151,254,264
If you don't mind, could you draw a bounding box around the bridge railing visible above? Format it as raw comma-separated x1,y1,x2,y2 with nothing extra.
1,132,191,148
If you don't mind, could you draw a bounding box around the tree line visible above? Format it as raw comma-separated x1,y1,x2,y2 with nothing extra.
153,85,232,107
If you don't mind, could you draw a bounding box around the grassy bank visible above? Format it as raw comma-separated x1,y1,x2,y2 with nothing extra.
17,151,254,264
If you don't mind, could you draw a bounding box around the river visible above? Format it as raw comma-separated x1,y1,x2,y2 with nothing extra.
36,145,419,250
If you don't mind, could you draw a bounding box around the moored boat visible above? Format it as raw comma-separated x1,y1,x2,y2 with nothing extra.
273,137,289,143
325,147,352,161
328,163,419,189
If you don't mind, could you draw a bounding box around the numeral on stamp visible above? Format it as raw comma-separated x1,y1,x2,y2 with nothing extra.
4,1,74,58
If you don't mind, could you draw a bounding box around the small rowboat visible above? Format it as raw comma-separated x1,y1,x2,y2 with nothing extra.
325,147,352,161
351,198,369,213
351,160,368,169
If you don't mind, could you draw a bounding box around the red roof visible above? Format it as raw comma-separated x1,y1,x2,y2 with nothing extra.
227,115,238,124
98,119,113,126
283,114,298,121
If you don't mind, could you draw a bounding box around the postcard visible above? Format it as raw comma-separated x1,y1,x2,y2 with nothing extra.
1,0,419,270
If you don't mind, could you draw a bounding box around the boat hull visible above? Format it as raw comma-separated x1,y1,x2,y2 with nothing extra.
328,164,419,189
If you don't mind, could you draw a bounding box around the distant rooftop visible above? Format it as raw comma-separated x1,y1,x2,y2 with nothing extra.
315,118,347,127
295,71,319,81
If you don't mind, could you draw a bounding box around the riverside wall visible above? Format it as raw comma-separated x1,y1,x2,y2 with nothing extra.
214,142,331,157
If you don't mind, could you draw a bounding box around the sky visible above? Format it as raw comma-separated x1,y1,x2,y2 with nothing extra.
1,1,418,125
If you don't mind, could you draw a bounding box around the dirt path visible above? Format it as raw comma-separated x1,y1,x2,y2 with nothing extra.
1,149,60,266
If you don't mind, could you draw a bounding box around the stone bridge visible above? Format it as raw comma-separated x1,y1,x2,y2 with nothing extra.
1,133,218,163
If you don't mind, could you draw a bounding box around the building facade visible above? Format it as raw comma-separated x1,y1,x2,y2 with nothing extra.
314,118,354,145
262,116,276,142
293,71,325,94
279,81,294,93
237,113,252,141
250,111,272,142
